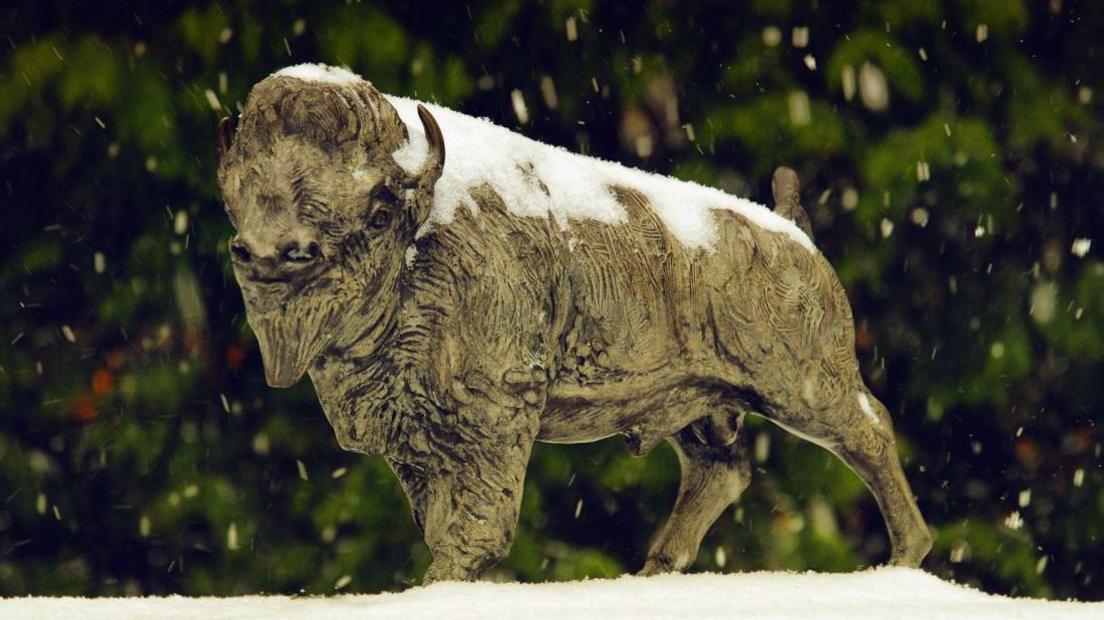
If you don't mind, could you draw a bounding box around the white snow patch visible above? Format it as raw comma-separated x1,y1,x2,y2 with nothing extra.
273,63,363,85
384,93,816,252
269,64,815,252
857,392,879,426
1,568,1097,620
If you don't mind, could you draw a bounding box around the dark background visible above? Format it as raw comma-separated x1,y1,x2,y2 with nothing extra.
2,0,1102,600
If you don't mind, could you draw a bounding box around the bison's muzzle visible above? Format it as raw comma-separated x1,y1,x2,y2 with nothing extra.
230,237,336,389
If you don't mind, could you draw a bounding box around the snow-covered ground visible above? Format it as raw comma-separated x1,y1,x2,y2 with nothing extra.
2,568,1100,619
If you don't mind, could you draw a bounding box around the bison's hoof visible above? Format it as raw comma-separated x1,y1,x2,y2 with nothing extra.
888,529,933,568
638,554,677,576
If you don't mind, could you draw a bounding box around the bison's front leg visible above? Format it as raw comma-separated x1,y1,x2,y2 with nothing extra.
420,379,540,583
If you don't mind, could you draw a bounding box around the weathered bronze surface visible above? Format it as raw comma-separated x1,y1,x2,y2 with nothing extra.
216,72,932,583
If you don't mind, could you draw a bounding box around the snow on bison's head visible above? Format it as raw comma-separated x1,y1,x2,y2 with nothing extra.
215,66,444,387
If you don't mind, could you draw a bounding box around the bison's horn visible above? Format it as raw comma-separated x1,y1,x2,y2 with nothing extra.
216,116,233,162
416,104,445,183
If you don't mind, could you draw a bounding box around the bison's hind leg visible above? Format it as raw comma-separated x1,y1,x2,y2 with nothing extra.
640,416,751,575
770,386,932,567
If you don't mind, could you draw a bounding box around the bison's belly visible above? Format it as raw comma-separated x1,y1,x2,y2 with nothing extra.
538,368,722,444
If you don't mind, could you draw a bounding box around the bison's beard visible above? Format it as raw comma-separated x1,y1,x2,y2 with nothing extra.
245,293,339,388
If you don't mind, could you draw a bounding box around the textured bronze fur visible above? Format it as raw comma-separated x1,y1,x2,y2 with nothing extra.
216,73,932,583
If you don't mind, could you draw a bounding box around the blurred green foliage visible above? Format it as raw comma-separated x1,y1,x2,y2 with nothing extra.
1,0,1103,600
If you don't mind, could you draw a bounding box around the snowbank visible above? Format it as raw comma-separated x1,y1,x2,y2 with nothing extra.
3,568,1098,620
272,63,816,253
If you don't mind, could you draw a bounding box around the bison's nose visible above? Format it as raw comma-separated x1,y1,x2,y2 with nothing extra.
230,235,322,279
276,239,322,264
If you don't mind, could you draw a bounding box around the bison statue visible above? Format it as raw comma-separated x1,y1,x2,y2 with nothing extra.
215,63,931,583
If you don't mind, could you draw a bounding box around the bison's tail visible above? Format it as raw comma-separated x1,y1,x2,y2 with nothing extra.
771,166,814,240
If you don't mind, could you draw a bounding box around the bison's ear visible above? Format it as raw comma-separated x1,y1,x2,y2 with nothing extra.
216,116,233,162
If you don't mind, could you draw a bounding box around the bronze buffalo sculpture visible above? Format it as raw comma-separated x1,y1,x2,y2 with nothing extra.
215,63,931,583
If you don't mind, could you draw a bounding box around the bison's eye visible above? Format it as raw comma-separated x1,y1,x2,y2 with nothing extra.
368,184,398,230
368,209,391,229
223,204,240,230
